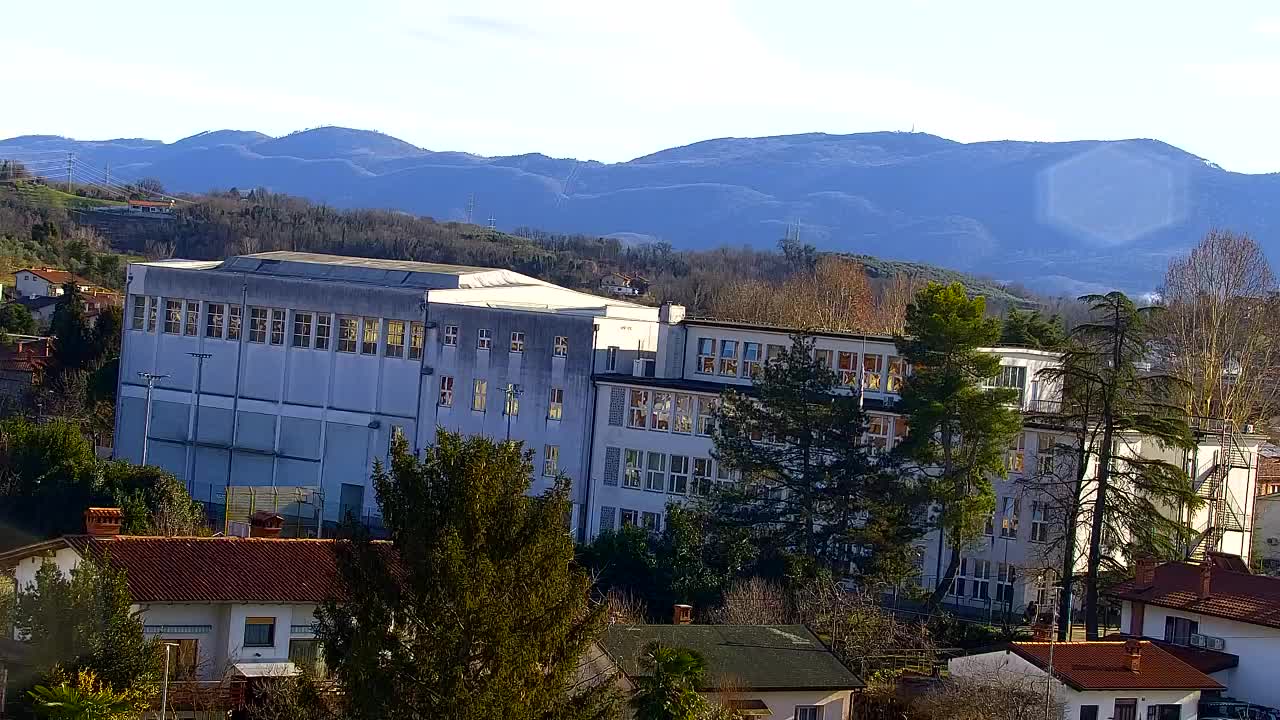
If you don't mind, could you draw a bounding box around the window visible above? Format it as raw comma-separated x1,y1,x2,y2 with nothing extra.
887,356,906,393
543,445,559,476
837,351,857,385
951,557,969,597
623,449,642,488
472,379,488,411
672,395,693,434
984,512,994,537
645,451,666,491
766,343,786,365
971,559,991,600
813,348,833,369
547,387,564,420
1000,496,1019,538
696,338,716,374
794,706,822,720
669,455,689,494
510,331,525,353
606,346,619,372
641,512,661,532
1080,706,1099,720
650,392,672,431
866,415,890,453
620,509,639,527
204,303,224,338
1008,433,1026,473
337,316,358,352
504,383,519,416
478,328,492,350
1030,501,1049,542
288,638,322,673
1164,616,1198,646
184,301,199,336
361,317,379,354
409,322,424,360
997,563,1017,604
315,314,330,350
227,305,241,340
716,464,737,488
248,307,268,343
628,389,650,429
1147,705,1180,720
742,342,762,377
169,638,199,679
164,299,182,333
131,296,146,329
862,353,883,391
696,397,718,436
443,324,458,346
244,617,276,648
268,309,285,345
439,376,454,407
384,320,405,357
688,459,713,497
1114,699,1138,720
390,425,405,451
985,365,1028,403
293,312,313,348
554,335,568,358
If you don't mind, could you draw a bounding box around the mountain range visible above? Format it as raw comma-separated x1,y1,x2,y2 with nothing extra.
4,127,1278,293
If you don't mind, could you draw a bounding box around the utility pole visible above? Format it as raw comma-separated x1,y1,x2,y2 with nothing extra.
104,162,110,189
1043,585,1063,720
138,372,169,465
186,352,212,493
65,152,74,192
465,193,475,224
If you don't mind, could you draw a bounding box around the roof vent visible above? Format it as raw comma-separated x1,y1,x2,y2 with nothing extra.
249,511,285,539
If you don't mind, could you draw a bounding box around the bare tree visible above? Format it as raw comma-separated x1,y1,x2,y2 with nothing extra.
1159,230,1279,425
709,578,795,625
707,257,879,331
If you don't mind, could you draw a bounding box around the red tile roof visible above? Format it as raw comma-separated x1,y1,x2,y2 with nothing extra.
1007,641,1223,692
1102,634,1238,675
21,268,88,286
1108,560,1280,630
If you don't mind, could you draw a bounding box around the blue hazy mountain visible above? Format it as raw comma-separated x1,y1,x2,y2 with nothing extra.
4,126,1278,292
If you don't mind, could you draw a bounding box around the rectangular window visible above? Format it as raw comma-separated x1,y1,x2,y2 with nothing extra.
361,317,379,354
1164,616,1198,646
248,307,268,343
146,297,158,331
696,337,716,374
668,455,689,495
766,343,786,365
1080,706,1099,720
1000,496,1020,538
628,389,650,429
443,324,458,346
1037,433,1057,475
719,339,739,376
1031,501,1049,542
672,395,693,434
1147,705,1180,720
1114,700,1137,720
951,557,969,597
641,512,661,532
693,458,713,496
696,397,718,436
288,639,321,673
227,305,241,340
554,335,568,358
439,376,454,407
650,392,672,431
472,379,488,411
337,316,358,352
131,296,146,330
548,387,563,421
971,559,991,600
794,706,822,720
409,322,424,359
607,346,619,372
184,301,198,336
985,365,1028,403
206,303,224,338
170,638,199,679
504,383,520,416
315,314,330,350
244,617,276,648
997,563,1017,604
386,320,405,357
1008,433,1026,473
269,309,285,345
478,328,492,350
837,351,857,385
887,356,906,393
984,511,994,537
716,463,737,488
814,348,833,369
862,353,883,391
645,451,666,492
164,299,182,334
510,331,525,353
623,449,642,488
292,312,313,348
620,509,639,527
742,342,762,377
543,445,559,476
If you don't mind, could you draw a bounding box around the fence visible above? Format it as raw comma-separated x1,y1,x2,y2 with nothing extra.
186,482,384,538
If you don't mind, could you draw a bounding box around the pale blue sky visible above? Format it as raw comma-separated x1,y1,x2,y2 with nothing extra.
5,1,1279,172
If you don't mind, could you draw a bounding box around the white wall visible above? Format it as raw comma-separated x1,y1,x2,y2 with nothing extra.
15,271,55,299
708,689,852,720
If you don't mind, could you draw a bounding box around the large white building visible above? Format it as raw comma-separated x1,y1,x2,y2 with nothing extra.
115,252,663,533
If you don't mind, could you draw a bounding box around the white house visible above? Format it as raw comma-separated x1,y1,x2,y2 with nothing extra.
948,640,1222,720
593,622,864,720
14,268,94,299
1110,555,1280,712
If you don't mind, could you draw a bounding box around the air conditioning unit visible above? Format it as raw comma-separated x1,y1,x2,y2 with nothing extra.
1190,633,1226,651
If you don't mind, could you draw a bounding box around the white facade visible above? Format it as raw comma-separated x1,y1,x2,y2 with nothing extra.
114,252,663,533
15,269,91,299
1251,492,1280,571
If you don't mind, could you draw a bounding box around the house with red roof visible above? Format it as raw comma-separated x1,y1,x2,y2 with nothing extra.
14,268,95,299
949,639,1223,720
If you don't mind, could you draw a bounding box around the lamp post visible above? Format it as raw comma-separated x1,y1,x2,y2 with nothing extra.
138,372,169,466
186,352,212,493
1043,585,1063,720
160,641,179,720
504,383,523,442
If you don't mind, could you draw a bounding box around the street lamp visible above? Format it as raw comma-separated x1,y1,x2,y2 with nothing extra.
186,352,212,493
159,641,180,720
504,383,523,442
137,372,169,466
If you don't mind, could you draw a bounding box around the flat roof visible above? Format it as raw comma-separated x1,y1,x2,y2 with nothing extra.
236,251,494,275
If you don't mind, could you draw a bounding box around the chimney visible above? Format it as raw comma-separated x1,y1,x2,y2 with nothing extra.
1200,561,1212,600
1135,556,1157,589
84,507,124,537
249,511,285,539
673,604,693,625
1124,639,1142,673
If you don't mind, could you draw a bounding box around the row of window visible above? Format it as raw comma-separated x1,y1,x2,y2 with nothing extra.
437,376,566,421
949,557,1019,604
980,496,1050,543
693,337,906,392
443,323,570,358
613,448,735,497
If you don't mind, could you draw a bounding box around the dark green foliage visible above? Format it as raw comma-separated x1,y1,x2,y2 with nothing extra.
49,283,96,373
314,431,620,720
631,645,708,720
101,461,208,536
1000,308,1065,349
0,302,36,336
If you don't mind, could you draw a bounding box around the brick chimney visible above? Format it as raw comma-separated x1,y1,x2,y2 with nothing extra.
1135,556,1157,589
673,604,693,625
1124,639,1142,673
249,511,285,539
1200,561,1212,600
84,507,123,537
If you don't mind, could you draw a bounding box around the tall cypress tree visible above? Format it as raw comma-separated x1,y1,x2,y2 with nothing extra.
314,431,619,720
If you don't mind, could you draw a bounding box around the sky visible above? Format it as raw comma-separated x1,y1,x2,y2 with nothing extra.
5,0,1280,173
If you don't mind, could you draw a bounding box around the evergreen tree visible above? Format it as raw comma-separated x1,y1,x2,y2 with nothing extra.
894,283,1023,608
314,431,620,720
0,303,36,336
631,645,709,720
48,282,95,373
1000,309,1065,350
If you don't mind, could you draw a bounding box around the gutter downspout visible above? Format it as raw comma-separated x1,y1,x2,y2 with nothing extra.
113,269,134,458
414,290,430,455
224,275,248,534
580,321,600,544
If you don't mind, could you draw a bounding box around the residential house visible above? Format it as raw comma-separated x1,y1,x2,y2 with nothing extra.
593,622,865,719
1109,555,1280,711
14,268,94,299
948,640,1223,720
1252,490,1280,572
12,296,61,327
1255,445,1280,496
598,272,647,297
0,335,51,407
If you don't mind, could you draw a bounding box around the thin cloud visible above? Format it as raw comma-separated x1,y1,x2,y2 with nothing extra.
447,15,537,38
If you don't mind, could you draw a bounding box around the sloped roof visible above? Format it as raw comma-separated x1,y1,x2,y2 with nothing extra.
1108,560,1280,630
598,624,863,691
1102,634,1238,675
1007,641,1223,691
20,268,88,286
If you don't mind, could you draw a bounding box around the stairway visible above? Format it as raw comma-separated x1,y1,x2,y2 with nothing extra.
1189,421,1250,560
